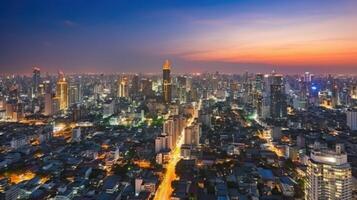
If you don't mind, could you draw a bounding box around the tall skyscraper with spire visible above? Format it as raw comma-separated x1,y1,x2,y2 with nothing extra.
56,71,68,110
162,60,172,103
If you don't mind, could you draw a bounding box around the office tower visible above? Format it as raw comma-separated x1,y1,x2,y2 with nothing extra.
118,76,129,98
177,76,187,103
56,71,68,110
44,93,53,116
298,72,312,109
346,110,357,131
52,97,60,114
306,144,352,200
162,59,172,103
270,74,287,120
69,83,79,105
254,73,264,117
331,79,339,108
42,80,51,94
32,66,41,97
255,73,264,92
130,74,139,98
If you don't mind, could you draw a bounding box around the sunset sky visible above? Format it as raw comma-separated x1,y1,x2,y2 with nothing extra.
1,0,357,74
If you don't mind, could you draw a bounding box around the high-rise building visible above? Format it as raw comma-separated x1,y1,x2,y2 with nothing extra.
346,110,357,131
118,76,129,98
184,122,201,146
306,144,352,200
44,93,53,116
255,73,264,92
32,66,41,97
254,73,264,117
270,74,287,120
155,133,171,153
69,83,79,105
56,71,68,110
162,60,172,103
130,74,139,98
331,79,339,108
141,78,153,97
177,76,187,103
52,97,60,114
350,84,357,100
163,118,175,146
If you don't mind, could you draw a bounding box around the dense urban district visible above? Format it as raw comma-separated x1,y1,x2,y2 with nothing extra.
0,60,356,200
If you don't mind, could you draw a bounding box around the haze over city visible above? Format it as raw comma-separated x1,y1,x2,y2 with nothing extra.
1,0,357,74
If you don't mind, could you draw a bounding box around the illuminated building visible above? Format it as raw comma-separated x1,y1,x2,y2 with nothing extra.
118,76,129,98
32,66,41,97
350,84,357,100
346,110,357,131
270,74,287,120
255,73,264,92
304,71,312,83
56,72,68,110
69,83,80,105
162,59,172,103
177,76,187,103
254,73,264,117
306,144,352,200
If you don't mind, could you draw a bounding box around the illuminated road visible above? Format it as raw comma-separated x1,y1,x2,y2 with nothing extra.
154,101,201,200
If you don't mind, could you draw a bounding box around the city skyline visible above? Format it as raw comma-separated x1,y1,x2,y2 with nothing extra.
1,0,357,74
1,1,357,200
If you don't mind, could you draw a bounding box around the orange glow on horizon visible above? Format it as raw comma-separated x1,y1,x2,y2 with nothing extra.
169,14,357,68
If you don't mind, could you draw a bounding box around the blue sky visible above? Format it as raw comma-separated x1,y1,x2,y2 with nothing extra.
1,0,357,74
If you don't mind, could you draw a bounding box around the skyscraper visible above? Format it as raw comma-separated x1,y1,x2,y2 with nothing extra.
184,122,201,146
306,144,352,200
44,93,53,116
56,71,68,110
32,66,41,97
254,73,264,117
270,74,287,120
162,60,172,103
332,79,339,108
346,109,357,131
118,76,129,98
130,74,139,98
69,83,80,105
